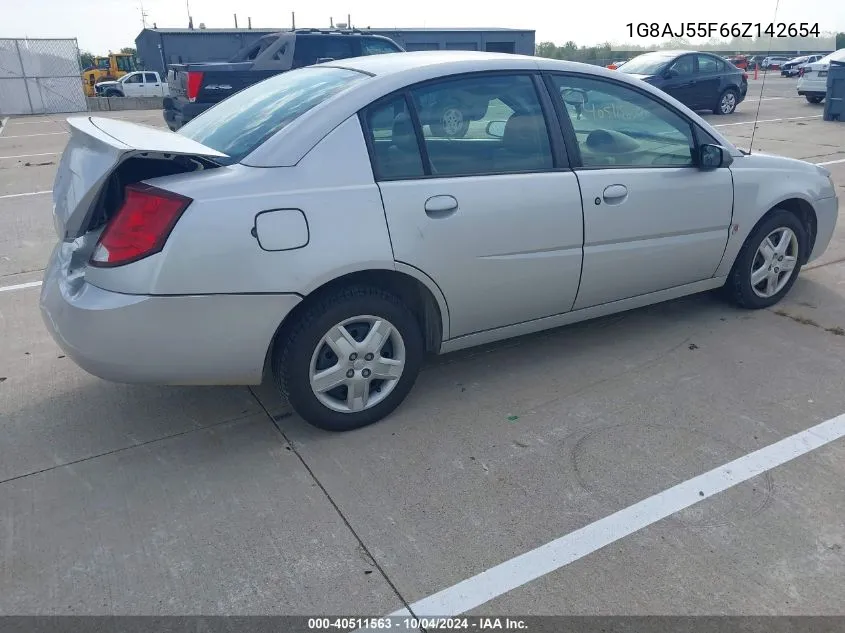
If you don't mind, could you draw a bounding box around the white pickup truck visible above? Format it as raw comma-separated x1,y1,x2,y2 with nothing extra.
95,71,170,98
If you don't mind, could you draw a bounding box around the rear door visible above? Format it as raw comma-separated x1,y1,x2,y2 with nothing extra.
694,54,725,109
142,72,160,96
363,73,585,338
547,73,733,309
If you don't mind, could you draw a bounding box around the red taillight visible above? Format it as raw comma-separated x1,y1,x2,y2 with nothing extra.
742,72,748,81
186,71,204,102
90,184,191,268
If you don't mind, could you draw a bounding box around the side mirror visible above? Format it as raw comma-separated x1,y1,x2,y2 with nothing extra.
486,120,507,138
699,144,733,170
664,68,680,79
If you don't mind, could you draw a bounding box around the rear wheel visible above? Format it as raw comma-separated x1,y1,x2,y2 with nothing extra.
714,89,739,114
274,286,424,431
806,95,824,104
725,210,806,309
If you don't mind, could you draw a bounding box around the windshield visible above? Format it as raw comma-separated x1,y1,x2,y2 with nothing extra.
618,53,675,75
179,66,368,165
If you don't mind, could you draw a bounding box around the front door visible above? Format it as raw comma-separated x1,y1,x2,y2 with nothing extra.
363,73,584,338
548,73,733,309
121,72,144,97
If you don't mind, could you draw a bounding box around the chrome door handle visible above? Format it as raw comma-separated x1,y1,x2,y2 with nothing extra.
424,195,458,217
602,184,628,204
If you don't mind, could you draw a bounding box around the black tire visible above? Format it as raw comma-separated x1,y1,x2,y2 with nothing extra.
105,89,123,97
725,209,807,309
430,102,470,138
806,95,824,104
713,88,739,115
274,286,424,431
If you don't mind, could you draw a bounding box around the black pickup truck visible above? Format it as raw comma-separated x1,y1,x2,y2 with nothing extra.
163,29,404,131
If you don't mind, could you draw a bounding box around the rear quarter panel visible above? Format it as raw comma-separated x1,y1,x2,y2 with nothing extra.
86,116,396,298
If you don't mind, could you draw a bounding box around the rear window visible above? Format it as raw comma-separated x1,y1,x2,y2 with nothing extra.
178,66,367,164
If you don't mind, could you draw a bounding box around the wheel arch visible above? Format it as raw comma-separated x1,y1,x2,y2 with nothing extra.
262,267,449,381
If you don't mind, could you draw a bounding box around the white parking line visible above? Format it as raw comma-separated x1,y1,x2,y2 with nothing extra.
0,190,52,200
0,280,42,293
0,117,8,136
0,152,59,160
379,413,845,620
817,157,845,166
0,131,67,139
714,115,823,127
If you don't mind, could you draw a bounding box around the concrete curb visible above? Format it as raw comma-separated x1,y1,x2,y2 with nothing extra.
87,96,163,112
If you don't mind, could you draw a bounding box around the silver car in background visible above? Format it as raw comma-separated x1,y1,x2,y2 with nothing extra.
41,51,839,431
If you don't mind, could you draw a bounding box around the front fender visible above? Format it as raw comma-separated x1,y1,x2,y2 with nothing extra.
714,155,834,277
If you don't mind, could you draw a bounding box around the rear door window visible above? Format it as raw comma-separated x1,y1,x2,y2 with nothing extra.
178,66,368,164
293,36,355,67
697,55,724,74
362,38,401,55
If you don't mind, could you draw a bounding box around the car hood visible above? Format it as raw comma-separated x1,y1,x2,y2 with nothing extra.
732,151,833,187
95,81,119,88
621,73,653,80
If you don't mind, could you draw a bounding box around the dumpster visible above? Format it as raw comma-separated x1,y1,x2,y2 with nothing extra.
823,60,845,121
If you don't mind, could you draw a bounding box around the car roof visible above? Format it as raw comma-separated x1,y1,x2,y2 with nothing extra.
332,50,536,75
244,50,740,167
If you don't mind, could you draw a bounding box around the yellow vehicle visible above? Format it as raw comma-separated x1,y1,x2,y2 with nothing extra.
81,54,138,96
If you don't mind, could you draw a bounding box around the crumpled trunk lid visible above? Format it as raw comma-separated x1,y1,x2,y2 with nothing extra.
52,116,226,241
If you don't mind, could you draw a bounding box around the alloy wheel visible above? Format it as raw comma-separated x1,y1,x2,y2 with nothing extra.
750,227,799,298
309,315,406,413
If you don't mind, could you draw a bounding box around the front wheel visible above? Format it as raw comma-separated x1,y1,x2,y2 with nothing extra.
274,286,424,431
105,89,122,97
714,89,739,115
806,95,824,104
725,210,806,309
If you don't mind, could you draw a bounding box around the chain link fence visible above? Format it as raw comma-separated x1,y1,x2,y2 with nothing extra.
0,38,86,115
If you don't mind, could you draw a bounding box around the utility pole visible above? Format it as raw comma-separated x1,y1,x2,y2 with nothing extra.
186,0,193,29
291,12,296,29
139,0,148,28
248,16,252,29
234,14,238,28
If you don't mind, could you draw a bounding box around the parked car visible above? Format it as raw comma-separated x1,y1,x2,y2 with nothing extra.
727,55,749,70
797,48,845,103
95,71,169,97
163,29,404,131
619,50,748,114
781,55,825,77
41,51,838,431
781,56,809,76
761,56,791,70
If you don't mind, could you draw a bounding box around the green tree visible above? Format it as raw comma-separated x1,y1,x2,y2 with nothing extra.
120,47,137,56
836,32,845,49
535,41,558,58
79,50,95,69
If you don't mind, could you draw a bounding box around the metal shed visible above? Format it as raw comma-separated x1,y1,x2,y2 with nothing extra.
135,27,535,75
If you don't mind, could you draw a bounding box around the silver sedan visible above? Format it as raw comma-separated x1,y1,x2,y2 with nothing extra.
41,51,839,431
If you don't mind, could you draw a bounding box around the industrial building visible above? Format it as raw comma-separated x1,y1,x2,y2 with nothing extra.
134,27,536,75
